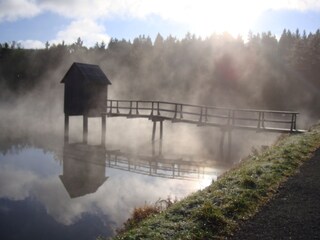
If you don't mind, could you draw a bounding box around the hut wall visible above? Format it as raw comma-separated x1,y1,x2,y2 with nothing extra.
84,84,108,117
64,67,85,116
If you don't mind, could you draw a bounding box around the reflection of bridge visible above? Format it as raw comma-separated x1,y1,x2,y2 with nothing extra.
106,100,305,141
60,142,224,196
105,149,222,181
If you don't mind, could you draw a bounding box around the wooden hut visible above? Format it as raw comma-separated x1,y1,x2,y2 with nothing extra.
61,62,111,116
61,62,111,144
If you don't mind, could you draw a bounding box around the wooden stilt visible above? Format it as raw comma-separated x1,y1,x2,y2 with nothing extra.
152,140,155,156
83,114,88,144
160,120,163,140
227,130,232,162
64,114,69,143
152,121,157,141
219,130,225,160
101,115,106,146
159,139,163,156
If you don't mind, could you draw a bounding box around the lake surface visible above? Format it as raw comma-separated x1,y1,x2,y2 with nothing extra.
0,116,277,239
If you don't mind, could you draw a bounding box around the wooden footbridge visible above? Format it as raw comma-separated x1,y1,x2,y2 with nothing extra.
61,63,305,145
106,99,304,141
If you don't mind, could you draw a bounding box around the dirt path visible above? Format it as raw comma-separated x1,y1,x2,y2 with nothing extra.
230,148,320,240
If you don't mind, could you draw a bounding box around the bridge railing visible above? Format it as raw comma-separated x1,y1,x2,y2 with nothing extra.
106,100,299,132
106,151,217,180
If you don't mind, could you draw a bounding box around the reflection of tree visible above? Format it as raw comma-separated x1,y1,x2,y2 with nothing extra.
0,125,64,165
0,135,29,155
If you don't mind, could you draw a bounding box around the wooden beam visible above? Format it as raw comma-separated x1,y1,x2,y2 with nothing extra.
64,114,69,143
101,115,106,145
83,114,88,144
160,120,163,140
152,121,157,141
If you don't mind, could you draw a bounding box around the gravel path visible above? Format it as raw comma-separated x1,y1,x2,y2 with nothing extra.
231,148,320,240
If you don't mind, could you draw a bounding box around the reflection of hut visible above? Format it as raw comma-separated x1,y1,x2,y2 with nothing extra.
59,143,108,198
61,62,112,143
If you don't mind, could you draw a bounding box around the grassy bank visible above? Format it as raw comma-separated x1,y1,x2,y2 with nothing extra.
113,124,320,240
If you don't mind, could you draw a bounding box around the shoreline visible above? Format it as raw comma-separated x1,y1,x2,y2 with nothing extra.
112,124,320,239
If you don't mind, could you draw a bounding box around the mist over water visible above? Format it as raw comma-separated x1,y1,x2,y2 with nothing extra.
1,31,319,238
0,83,280,239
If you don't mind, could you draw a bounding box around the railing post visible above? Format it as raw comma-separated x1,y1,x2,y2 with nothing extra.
150,102,154,116
157,102,160,116
116,101,120,113
172,163,175,177
290,113,295,132
232,110,235,126
199,107,203,123
262,112,265,128
227,110,231,127
136,101,139,115
173,104,178,119
205,107,208,122
257,112,261,129
129,101,132,115
109,100,113,114
180,104,183,119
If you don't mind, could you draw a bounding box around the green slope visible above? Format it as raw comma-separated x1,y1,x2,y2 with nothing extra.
113,124,320,240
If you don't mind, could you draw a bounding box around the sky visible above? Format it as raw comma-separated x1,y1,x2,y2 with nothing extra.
1,0,320,48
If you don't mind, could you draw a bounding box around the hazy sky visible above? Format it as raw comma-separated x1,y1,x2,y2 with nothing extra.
1,0,320,48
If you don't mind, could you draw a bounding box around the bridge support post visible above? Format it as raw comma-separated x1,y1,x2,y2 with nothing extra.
152,140,155,156
159,138,163,155
83,114,88,144
64,114,69,143
160,120,163,140
101,115,106,145
219,130,225,160
219,128,232,162
152,121,157,142
227,129,232,161
151,120,164,142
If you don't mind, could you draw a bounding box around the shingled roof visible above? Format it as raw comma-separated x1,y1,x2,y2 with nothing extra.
61,62,111,85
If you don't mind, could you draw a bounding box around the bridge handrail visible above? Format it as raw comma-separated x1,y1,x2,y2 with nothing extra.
106,99,299,132
107,99,299,114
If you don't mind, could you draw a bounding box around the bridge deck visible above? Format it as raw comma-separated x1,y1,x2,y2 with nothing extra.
105,100,305,133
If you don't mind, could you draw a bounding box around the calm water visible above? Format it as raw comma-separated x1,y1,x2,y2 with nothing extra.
0,116,277,239
0,145,221,239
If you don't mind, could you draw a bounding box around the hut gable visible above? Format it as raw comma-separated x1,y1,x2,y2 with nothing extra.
61,62,111,116
61,62,111,85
